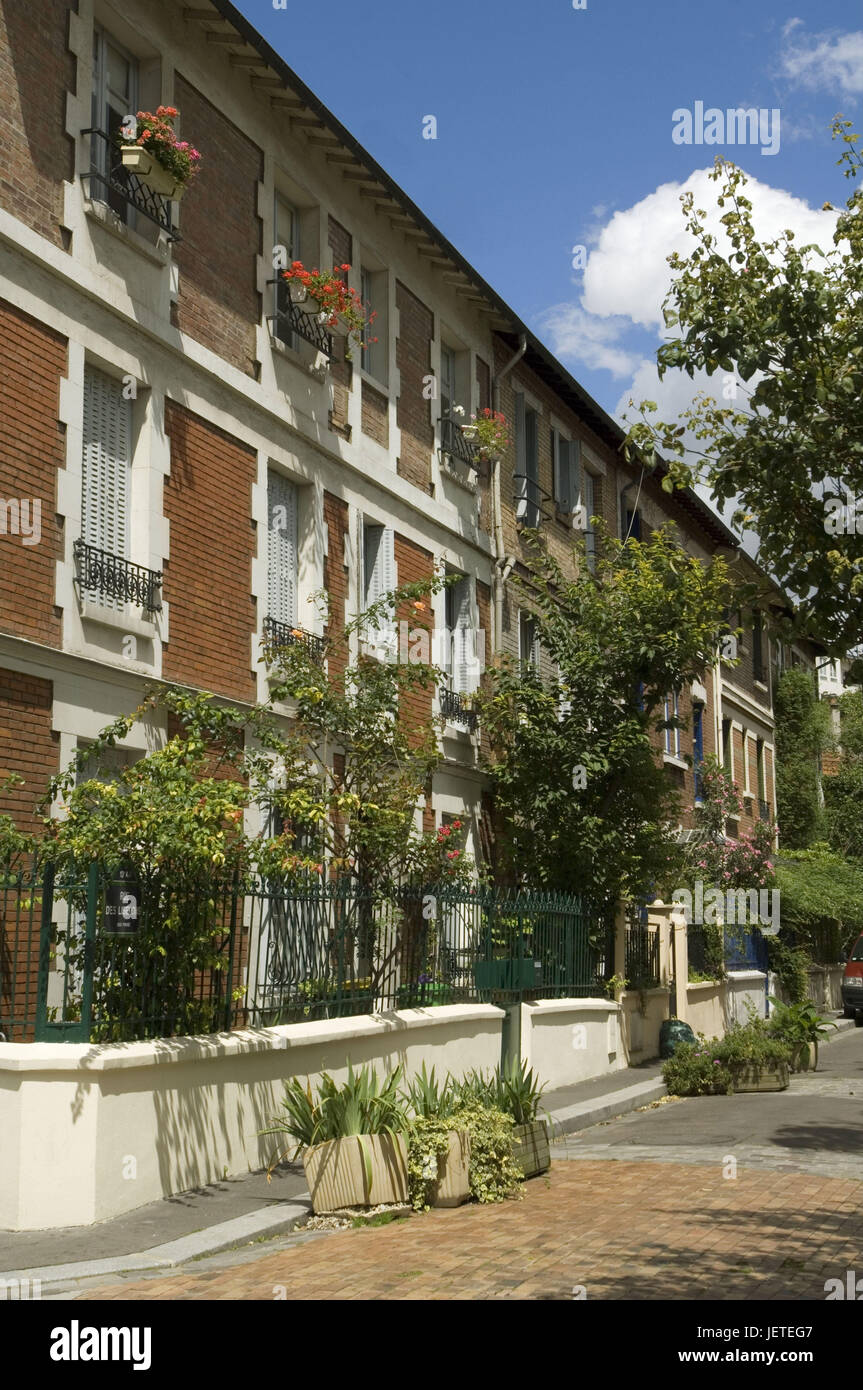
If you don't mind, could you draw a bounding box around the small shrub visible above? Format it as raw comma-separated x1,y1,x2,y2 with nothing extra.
662,1022,792,1097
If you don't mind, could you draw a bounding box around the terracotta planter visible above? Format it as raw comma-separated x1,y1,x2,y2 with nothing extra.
303,1133,409,1214
730,1061,789,1093
511,1119,550,1178
120,145,184,200
427,1130,471,1208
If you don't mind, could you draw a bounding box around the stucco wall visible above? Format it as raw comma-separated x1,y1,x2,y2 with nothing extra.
0,1004,503,1231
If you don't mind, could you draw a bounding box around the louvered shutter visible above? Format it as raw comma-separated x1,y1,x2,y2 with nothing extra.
569,439,582,518
267,471,298,627
557,436,573,512
453,576,474,694
514,392,527,520
82,366,131,608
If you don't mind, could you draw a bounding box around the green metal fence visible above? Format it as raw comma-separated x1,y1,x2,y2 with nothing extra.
0,863,614,1043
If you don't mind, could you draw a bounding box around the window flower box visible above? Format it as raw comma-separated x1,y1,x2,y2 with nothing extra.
282,260,375,359
119,106,200,202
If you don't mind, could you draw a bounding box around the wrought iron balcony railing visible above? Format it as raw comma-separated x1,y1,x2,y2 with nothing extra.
263,615,326,664
513,474,552,528
74,540,163,613
440,685,478,732
82,129,179,241
440,415,478,466
266,280,335,358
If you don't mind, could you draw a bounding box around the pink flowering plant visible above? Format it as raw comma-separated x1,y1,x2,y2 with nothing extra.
119,107,201,186
469,408,510,461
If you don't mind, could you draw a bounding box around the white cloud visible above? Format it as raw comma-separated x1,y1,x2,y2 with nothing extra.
778,21,863,94
579,167,837,333
538,304,645,379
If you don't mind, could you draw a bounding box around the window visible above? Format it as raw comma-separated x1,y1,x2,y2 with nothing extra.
81,366,132,609
582,470,597,570
444,574,477,694
267,471,298,628
519,612,540,672
552,428,580,517
693,703,704,801
623,505,641,541
515,393,540,527
440,344,457,419
722,718,735,783
362,522,396,653
757,737,766,801
664,691,681,758
360,267,387,385
273,196,300,349
742,730,752,794
752,609,765,683
91,26,139,227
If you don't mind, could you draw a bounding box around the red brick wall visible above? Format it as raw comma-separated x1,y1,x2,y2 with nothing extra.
0,668,57,831
328,217,352,435
0,299,66,647
476,357,491,413
361,379,388,447
162,402,256,701
323,491,348,682
173,76,262,377
0,0,74,247
396,282,433,491
394,533,434,744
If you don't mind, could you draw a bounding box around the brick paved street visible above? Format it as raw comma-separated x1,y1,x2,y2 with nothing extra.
79,1158,863,1302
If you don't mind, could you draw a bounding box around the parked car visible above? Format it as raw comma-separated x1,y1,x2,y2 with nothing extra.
841,933,863,1023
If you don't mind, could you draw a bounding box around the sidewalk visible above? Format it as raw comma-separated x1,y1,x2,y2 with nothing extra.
1,1016,852,1293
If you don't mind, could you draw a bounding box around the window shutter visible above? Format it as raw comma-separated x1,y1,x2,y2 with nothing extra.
82,366,131,608
267,471,298,626
557,436,573,512
569,439,582,517
514,392,527,519
453,576,474,693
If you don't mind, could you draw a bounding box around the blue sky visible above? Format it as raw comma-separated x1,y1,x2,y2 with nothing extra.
234,0,861,426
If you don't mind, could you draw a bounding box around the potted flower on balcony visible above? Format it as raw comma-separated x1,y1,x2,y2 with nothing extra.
262,1063,410,1214
461,408,509,462
281,261,375,357
118,107,201,200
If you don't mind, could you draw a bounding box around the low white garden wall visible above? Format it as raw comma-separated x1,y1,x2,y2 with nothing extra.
0,1004,503,1231
519,998,625,1089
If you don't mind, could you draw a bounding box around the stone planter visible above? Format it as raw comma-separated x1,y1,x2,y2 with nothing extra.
287,280,309,305
120,145,185,200
427,1130,471,1208
730,1060,790,1093
303,1133,409,1214
511,1119,550,1178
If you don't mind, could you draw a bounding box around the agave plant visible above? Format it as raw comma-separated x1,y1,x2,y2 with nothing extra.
262,1062,409,1174
494,1055,547,1125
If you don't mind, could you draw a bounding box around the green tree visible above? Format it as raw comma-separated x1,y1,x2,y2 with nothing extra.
479,524,734,901
625,122,863,656
774,669,829,849
824,688,863,861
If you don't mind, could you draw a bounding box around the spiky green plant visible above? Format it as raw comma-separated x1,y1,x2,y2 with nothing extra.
262,1062,409,1175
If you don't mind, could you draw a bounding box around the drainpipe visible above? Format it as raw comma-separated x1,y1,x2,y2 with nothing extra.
491,334,527,655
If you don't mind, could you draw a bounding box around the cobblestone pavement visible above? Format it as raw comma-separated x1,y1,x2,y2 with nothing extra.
77,1158,863,1302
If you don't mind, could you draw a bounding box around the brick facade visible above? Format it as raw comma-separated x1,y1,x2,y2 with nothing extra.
0,299,66,647
162,402,256,701
323,490,349,682
395,282,433,492
0,668,57,831
0,0,74,249
173,76,263,377
361,380,388,448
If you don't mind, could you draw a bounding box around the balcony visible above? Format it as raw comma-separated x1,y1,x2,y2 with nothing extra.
267,280,335,358
74,540,162,613
440,416,478,467
440,686,478,732
263,615,326,664
513,474,552,528
82,129,179,241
